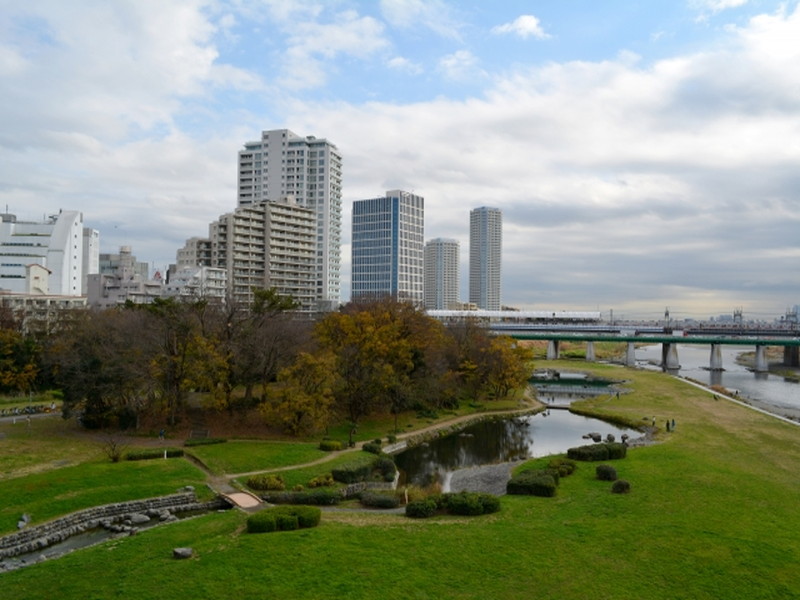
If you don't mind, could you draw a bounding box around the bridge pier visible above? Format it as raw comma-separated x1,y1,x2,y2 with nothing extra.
662,343,680,370
585,341,596,362
784,346,800,367
625,342,636,367
755,345,769,373
709,344,723,371
546,340,560,360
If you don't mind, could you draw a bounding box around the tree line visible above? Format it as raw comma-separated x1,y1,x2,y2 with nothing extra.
1,293,532,436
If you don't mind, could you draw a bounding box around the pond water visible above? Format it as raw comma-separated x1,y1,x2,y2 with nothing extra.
393,409,639,489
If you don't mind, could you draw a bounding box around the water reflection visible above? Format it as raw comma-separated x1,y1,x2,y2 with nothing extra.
394,410,638,488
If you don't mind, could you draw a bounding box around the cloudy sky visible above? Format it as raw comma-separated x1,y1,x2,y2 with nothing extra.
2,0,799,320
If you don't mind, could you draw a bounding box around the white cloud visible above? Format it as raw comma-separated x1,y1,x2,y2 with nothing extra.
691,0,749,14
387,56,423,74
379,0,463,39
491,15,550,39
437,49,482,81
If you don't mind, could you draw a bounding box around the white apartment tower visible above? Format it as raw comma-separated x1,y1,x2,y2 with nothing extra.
238,129,342,310
351,190,424,303
424,238,460,310
469,206,502,311
210,198,316,311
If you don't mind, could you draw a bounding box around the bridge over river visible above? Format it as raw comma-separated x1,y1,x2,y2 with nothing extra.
496,330,800,373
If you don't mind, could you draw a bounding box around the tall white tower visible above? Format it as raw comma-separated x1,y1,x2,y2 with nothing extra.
237,129,342,310
424,238,459,310
469,206,502,311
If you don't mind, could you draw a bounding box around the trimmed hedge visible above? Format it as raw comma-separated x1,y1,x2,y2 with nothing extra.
125,448,184,461
362,442,383,455
506,471,558,497
331,461,373,484
404,492,501,518
611,479,631,494
184,437,227,447
246,473,286,491
596,464,618,481
246,506,322,533
263,489,341,505
360,492,401,509
319,439,342,451
405,499,438,518
567,442,627,462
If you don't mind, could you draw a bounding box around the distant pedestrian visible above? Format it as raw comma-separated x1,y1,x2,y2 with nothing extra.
159,429,165,441
671,419,676,430
666,420,671,432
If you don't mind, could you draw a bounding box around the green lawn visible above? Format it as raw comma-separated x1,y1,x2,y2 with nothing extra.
0,458,207,534
186,440,327,475
2,364,800,598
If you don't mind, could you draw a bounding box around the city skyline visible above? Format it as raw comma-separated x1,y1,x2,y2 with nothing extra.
2,1,800,319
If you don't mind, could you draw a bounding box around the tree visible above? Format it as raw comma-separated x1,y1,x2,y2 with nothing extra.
0,328,39,395
261,352,335,436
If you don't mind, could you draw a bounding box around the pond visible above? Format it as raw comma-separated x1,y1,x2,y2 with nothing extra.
393,409,639,490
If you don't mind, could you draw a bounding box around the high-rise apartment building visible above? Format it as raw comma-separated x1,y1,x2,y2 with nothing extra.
209,198,317,311
469,206,502,311
237,129,342,310
424,238,460,310
351,190,424,303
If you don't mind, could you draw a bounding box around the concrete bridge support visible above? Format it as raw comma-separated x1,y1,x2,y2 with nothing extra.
625,342,636,367
709,344,723,371
754,345,769,373
546,340,560,360
585,341,596,362
785,346,800,368
662,343,680,370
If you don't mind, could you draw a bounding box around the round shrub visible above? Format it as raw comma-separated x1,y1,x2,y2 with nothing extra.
387,434,397,444
275,513,299,531
308,473,335,488
374,456,397,482
606,442,628,460
611,479,631,494
478,493,501,515
548,457,577,477
362,442,382,455
246,512,277,533
292,506,322,528
405,499,438,518
360,492,401,509
444,492,484,516
319,439,342,452
246,473,285,491
596,464,618,481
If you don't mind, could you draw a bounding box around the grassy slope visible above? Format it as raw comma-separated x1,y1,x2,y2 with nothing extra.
2,363,800,598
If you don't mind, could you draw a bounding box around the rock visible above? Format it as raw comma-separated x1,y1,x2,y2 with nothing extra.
182,485,195,493
129,513,151,525
173,547,193,559
605,434,615,443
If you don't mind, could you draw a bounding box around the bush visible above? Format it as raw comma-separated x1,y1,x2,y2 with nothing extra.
567,444,609,462
606,442,628,460
478,493,501,515
247,506,321,533
332,461,373,484
374,456,397,482
360,492,401,509
308,473,335,488
125,448,184,461
444,492,485,516
362,442,382,455
506,472,558,497
405,499,438,518
319,439,342,451
275,513,299,531
596,464,618,481
611,479,631,494
548,457,577,476
184,437,227,447
372,438,383,444
264,489,340,505
246,473,286,491
387,434,397,444
246,512,277,533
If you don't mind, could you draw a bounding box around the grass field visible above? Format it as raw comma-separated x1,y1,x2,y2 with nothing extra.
2,362,799,598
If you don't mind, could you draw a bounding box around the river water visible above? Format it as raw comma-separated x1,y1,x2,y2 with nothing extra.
635,344,800,414
393,410,638,489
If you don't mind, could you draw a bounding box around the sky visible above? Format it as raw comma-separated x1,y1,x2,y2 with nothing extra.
1,0,799,321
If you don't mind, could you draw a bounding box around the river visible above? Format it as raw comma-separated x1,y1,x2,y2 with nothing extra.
635,343,800,415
